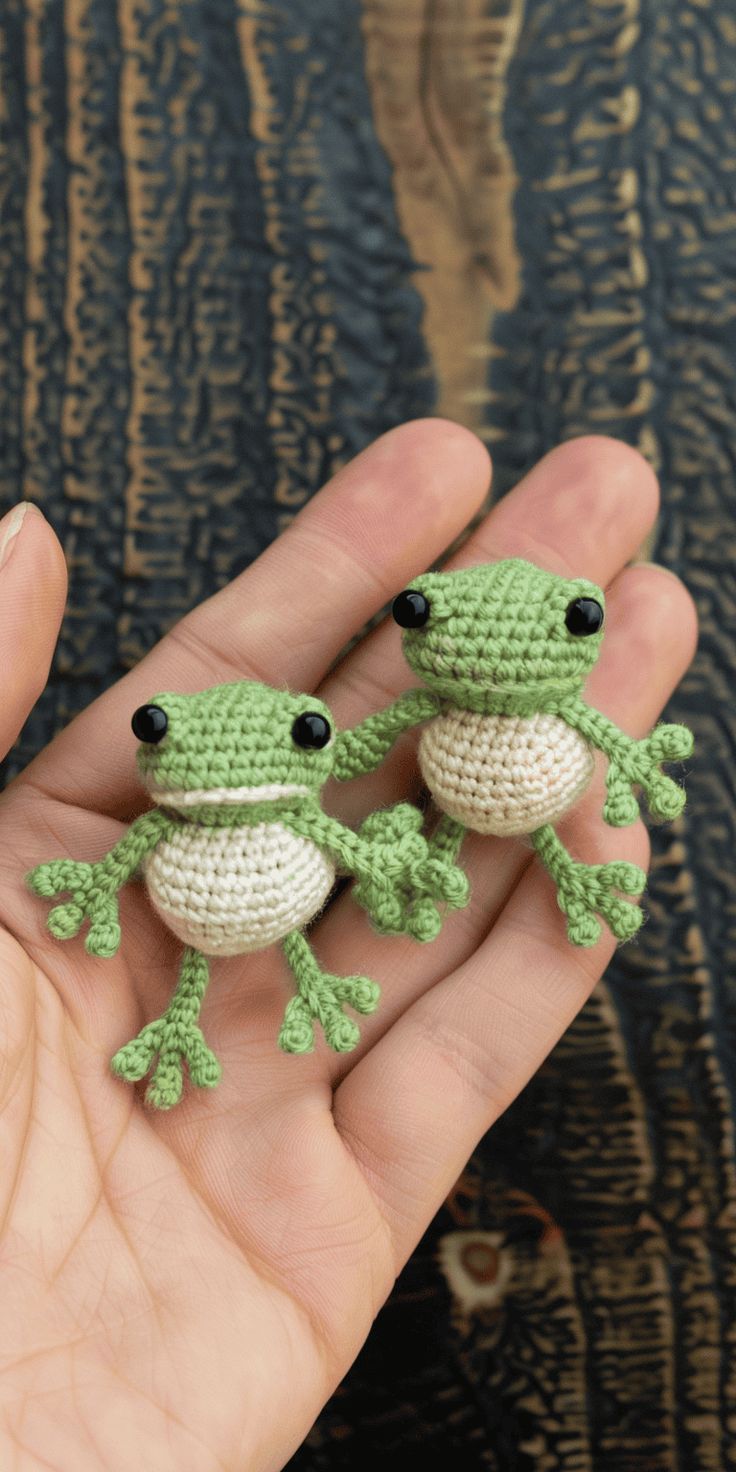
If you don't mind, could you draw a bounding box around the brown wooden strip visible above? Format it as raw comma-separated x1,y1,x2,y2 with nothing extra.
360,0,522,435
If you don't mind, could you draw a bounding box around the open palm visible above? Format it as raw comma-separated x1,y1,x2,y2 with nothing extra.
0,423,696,1471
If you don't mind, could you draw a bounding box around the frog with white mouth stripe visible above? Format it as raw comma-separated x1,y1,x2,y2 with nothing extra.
28,680,466,1109
334,558,694,947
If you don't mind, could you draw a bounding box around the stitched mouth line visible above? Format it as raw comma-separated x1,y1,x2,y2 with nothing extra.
428,666,580,695
148,782,311,808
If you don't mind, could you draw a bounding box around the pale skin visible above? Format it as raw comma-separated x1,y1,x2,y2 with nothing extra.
0,424,697,1471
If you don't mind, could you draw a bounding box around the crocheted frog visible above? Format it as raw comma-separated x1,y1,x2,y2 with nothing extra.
27,680,465,1108
334,558,694,946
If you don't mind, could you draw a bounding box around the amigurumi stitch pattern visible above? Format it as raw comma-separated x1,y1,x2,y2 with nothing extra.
27,679,467,1109
333,558,694,947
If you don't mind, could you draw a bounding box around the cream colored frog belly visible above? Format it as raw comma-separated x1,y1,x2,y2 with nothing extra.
143,821,336,956
419,709,594,836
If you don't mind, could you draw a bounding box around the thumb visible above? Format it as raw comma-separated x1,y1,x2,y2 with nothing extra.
0,503,67,762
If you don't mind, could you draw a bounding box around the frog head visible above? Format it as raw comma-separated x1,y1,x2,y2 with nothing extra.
131,680,335,812
391,558,605,713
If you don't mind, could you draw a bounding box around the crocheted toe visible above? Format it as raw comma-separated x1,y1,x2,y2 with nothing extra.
111,1020,164,1083
646,773,688,822
48,902,85,940
406,896,443,942
646,723,694,763
603,788,641,827
332,975,381,1015
184,1030,222,1088
599,894,645,943
27,858,93,899
146,1054,185,1110
85,917,122,958
27,863,63,898
564,908,602,948
279,997,316,1055
597,861,646,896
324,1013,361,1053
429,859,470,909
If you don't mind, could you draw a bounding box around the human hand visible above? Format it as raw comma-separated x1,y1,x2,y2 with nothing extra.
0,426,696,1471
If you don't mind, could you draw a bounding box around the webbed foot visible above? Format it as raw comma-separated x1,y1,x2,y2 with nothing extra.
532,826,646,947
110,948,219,1109
111,1019,221,1109
280,932,380,1055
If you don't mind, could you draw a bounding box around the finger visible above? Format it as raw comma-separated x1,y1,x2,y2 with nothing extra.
0,931,36,1122
0,504,67,762
331,566,697,1260
17,421,490,816
322,435,660,827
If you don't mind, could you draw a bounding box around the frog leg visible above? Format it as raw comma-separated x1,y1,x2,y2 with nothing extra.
389,813,470,940
530,825,647,947
352,805,469,943
111,947,221,1110
429,814,467,864
278,931,380,1056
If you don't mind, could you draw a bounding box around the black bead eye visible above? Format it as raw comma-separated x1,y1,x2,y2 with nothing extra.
565,597,604,636
392,589,430,629
291,711,332,750
131,704,168,743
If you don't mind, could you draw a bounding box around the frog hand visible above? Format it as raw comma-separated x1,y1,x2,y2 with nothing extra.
604,723,694,826
394,850,471,944
354,804,469,943
352,803,425,937
27,859,121,958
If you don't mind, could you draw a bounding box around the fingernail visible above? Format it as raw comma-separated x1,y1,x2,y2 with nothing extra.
0,502,32,569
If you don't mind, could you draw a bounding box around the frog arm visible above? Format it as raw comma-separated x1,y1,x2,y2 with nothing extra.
558,696,694,826
27,808,174,957
333,688,440,781
283,807,396,885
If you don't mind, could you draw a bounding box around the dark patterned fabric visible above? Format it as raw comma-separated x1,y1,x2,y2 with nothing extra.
1,2,734,1467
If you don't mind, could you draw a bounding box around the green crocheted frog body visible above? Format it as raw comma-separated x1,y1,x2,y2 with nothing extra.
28,678,469,1106
394,559,605,834
334,558,694,949
400,559,605,834
132,682,339,952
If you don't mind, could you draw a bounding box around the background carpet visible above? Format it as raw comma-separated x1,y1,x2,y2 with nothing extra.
1,2,734,1467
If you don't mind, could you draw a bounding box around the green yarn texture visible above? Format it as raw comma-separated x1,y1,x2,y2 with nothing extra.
27,679,467,1109
111,948,221,1110
335,558,694,948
